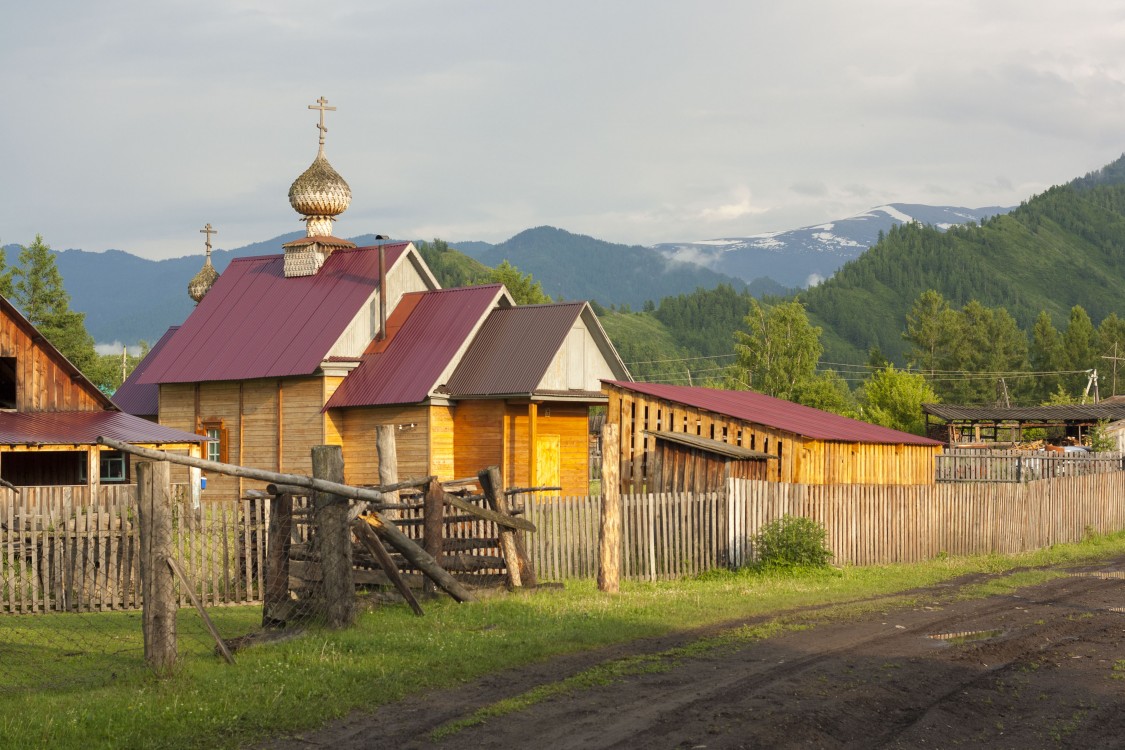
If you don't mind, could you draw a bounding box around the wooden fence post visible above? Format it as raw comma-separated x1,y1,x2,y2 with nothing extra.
262,491,293,627
377,425,399,520
137,460,177,674
598,424,621,594
423,478,444,594
311,446,354,628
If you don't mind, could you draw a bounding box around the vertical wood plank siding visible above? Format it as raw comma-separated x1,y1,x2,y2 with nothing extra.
521,472,1125,580
604,384,938,492
1,484,267,613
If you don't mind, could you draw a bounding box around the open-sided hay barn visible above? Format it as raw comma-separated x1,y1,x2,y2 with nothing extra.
604,381,943,493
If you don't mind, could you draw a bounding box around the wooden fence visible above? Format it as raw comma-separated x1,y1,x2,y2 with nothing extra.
521,472,1125,580
1,485,267,614
935,449,1125,483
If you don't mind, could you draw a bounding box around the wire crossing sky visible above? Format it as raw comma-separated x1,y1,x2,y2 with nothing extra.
2,1,1123,260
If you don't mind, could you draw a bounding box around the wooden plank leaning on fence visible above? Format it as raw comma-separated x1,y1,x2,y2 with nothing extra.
98,437,476,605
136,460,177,675
599,423,622,594
479,465,537,588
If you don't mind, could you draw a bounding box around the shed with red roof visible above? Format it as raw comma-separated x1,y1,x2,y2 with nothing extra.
603,381,942,492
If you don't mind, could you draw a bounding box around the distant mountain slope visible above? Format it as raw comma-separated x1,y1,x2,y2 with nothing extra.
802,167,1125,364
653,203,1010,288
470,226,754,308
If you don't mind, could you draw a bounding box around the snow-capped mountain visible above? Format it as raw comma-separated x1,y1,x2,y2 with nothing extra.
653,203,1011,288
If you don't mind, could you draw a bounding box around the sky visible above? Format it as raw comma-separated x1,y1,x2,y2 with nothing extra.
3,1,1125,260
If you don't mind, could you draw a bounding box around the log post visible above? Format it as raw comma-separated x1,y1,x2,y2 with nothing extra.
311,446,354,628
598,423,621,594
137,460,177,674
262,491,293,627
479,465,537,587
376,425,399,520
423,478,444,594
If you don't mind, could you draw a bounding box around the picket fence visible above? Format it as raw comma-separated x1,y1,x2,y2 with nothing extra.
1,485,267,614
520,471,1125,580
6,471,1125,610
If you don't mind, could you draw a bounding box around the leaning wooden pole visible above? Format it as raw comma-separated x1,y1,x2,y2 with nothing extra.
137,460,177,674
96,436,392,507
598,423,622,594
479,466,537,588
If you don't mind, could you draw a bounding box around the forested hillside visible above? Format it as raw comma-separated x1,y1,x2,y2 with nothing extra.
803,167,1125,364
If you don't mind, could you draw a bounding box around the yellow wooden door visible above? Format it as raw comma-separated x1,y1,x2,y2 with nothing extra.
536,434,561,495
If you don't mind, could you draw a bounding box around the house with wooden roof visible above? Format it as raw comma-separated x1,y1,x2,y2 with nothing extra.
0,295,205,496
115,99,630,500
603,381,943,492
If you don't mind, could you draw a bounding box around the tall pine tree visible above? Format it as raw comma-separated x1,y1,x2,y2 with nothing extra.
13,235,97,374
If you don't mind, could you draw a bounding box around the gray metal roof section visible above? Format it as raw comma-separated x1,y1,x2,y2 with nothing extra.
922,403,1125,422
645,430,778,460
444,303,585,397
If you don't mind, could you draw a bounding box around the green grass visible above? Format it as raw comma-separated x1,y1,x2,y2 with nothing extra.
4,531,1125,749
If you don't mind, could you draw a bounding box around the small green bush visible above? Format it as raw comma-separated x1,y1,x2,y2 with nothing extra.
753,515,833,569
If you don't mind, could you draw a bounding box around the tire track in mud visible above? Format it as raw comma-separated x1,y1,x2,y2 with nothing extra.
261,560,1125,749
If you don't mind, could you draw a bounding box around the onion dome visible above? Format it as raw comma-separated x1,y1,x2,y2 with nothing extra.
288,151,352,236
188,223,220,303
188,258,219,303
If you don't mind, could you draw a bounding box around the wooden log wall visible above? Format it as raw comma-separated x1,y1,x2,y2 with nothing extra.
1,487,267,614
518,471,1125,581
0,307,105,412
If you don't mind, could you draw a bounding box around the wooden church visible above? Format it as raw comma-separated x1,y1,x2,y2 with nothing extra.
115,98,630,501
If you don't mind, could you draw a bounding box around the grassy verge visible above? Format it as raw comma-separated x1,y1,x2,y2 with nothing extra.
3,531,1125,749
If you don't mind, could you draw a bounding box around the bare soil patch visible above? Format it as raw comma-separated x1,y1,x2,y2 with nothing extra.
261,558,1125,749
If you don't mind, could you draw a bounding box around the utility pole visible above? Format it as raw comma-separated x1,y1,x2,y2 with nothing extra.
1102,344,1124,396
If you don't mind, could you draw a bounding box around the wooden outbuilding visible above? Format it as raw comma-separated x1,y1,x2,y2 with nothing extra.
604,381,943,493
0,295,206,496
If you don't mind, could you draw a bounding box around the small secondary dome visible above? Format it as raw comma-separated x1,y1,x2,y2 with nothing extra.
188,223,220,303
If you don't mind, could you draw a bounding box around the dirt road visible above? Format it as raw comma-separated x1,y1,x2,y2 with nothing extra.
262,558,1125,749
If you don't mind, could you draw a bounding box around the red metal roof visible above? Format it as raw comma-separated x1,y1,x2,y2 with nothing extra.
138,243,410,384
605,381,941,446
111,326,179,416
325,285,505,408
0,411,207,446
444,303,584,396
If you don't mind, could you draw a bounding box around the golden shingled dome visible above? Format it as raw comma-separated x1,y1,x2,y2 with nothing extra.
288,151,352,219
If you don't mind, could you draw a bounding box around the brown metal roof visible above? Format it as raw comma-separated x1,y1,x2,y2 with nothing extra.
646,430,777,460
922,403,1125,422
325,286,505,408
0,411,207,446
607,381,941,446
138,243,410,384
112,326,179,416
444,303,585,397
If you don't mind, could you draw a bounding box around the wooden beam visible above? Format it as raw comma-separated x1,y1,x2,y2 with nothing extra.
528,402,538,488
312,446,354,628
479,465,537,588
351,518,423,616
167,556,235,664
598,423,621,594
445,493,535,532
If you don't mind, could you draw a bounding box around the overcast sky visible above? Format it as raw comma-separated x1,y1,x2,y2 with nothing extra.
2,1,1124,260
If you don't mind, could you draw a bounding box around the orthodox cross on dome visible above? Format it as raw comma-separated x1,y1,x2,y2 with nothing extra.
308,96,336,153
199,223,217,263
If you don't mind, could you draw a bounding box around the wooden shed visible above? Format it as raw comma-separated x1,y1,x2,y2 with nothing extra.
604,381,942,493
0,295,206,496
